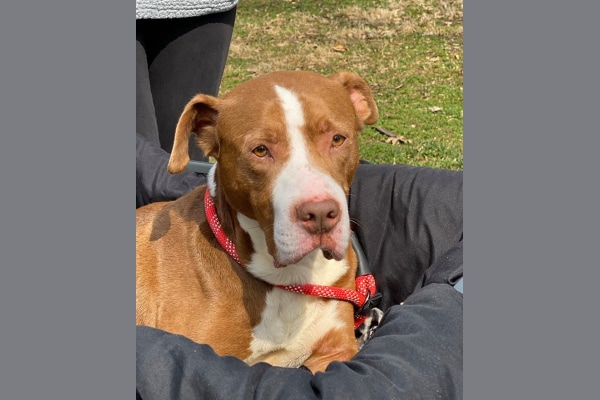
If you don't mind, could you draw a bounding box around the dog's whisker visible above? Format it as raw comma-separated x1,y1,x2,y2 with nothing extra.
349,218,365,231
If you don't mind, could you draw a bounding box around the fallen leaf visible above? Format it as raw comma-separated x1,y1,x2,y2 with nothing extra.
428,106,443,113
374,126,413,145
332,44,348,52
385,136,412,145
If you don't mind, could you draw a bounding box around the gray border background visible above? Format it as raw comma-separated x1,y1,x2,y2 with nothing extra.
0,0,599,399
0,1,133,398
466,0,599,398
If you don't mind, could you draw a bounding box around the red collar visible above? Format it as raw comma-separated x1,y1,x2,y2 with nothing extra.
204,189,378,330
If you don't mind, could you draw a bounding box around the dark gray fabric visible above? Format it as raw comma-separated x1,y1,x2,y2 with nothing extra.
349,164,463,309
424,240,463,287
136,41,160,145
137,284,462,400
136,133,207,208
136,9,236,161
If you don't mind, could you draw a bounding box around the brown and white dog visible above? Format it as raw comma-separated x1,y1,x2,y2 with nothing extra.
136,70,378,373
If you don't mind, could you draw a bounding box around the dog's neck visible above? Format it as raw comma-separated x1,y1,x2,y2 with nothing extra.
206,163,256,265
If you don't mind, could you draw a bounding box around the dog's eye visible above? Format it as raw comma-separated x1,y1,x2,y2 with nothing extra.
252,145,270,158
331,135,346,147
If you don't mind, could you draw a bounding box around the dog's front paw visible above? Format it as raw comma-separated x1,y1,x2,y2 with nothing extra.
356,307,384,350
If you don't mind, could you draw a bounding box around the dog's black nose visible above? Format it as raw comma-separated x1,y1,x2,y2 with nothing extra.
296,199,340,234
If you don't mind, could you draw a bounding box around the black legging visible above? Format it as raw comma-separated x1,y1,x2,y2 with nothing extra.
136,7,237,161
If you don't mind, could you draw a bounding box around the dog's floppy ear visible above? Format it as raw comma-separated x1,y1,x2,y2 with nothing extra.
167,94,221,174
328,72,379,126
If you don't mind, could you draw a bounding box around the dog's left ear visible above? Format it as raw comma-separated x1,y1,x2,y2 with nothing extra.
168,94,221,174
328,72,379,126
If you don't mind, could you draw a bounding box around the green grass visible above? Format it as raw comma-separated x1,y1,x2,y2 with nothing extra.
220,0,463,170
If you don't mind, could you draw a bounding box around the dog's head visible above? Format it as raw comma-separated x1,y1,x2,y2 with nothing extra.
168,71,378,267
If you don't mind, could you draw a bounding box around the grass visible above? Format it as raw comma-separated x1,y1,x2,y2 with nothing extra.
220,0,463,170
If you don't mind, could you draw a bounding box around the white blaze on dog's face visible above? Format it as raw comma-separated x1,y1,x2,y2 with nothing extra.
269,85,350,266
171,71,378,270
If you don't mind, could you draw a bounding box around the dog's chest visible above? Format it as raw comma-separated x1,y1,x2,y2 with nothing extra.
236,208,351,367
244,288,345,367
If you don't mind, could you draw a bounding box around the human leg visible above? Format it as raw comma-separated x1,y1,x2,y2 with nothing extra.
136,8,237,161
136,40,160,145
349,164,463,308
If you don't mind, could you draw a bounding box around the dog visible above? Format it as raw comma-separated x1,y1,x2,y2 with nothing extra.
136,70,378,373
